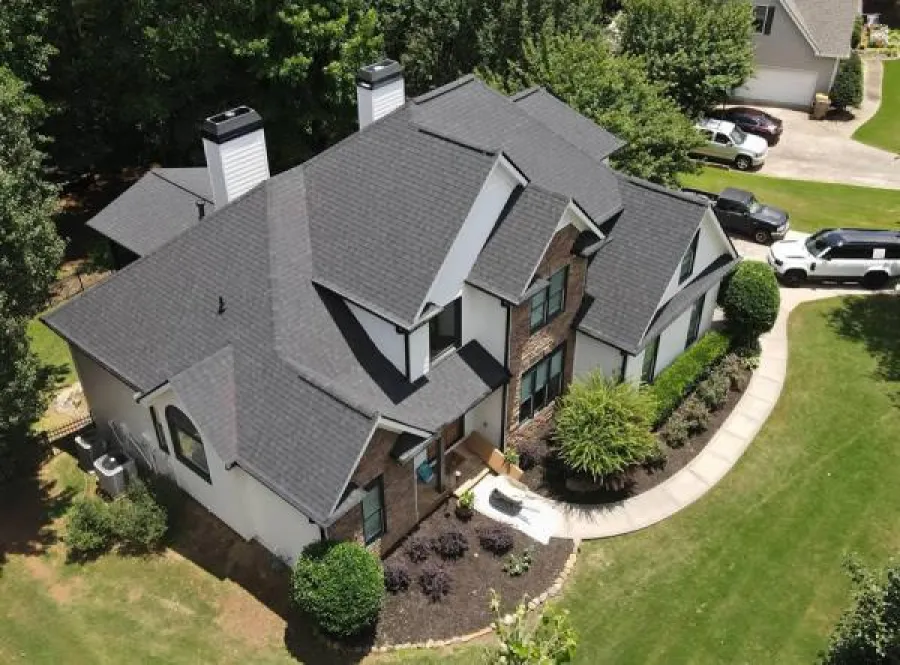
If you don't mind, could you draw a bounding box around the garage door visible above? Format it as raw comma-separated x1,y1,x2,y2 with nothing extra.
734,67,818,107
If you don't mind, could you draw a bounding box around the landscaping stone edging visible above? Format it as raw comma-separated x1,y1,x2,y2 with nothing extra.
319,539,581,655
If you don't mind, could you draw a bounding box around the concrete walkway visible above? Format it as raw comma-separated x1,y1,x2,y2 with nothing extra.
506,284,886,540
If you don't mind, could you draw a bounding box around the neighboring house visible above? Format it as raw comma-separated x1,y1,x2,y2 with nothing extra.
734,0,858,108
44,61,738,562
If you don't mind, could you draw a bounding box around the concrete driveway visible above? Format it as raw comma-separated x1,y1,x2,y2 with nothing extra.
751,59,900,190
730,230,808,262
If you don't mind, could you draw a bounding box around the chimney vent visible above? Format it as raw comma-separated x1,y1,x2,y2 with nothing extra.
201,106,270,207
356,59,405,129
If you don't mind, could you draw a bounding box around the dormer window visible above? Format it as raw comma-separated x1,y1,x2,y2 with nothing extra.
429,297,461,362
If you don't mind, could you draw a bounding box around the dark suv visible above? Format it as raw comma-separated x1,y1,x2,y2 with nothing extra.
707,107,783,145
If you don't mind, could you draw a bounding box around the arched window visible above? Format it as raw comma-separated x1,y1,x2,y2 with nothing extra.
165,406,210,483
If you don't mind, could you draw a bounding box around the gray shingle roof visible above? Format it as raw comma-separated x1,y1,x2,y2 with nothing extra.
468,185,571,302
511,87,625,162
787,0,856,58
578,176,714,354
87,168,214,257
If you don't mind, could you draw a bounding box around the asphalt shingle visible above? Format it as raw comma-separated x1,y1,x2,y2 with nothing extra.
788,0,856,58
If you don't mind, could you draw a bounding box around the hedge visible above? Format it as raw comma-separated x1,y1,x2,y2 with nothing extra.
830,53,864,110
650,330,731,423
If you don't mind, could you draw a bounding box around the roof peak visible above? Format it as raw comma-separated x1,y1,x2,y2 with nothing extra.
619,173,710,207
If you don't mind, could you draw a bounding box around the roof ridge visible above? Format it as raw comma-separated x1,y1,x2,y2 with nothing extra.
618,173,710,207
411,124,499,157
508,85,543,102
152,168,214,204
412,74,477,104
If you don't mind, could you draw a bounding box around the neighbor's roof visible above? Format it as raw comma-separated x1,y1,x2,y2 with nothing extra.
87,168,214,257
578,176,723,354
785,0,856,58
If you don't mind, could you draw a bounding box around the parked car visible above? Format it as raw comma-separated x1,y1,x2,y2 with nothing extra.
682,187,789,244
768,229,900,288
707,107,784,145
691,119,769,171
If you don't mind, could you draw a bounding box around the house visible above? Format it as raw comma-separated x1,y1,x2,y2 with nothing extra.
44,61,739,562
734,0,858,108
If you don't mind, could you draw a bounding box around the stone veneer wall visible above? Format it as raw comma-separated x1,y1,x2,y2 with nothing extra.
505,225,586,451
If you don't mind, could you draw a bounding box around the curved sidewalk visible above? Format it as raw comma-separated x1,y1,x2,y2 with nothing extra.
547,287,867,540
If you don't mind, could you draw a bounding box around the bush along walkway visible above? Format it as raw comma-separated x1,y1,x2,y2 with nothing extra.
530,286,875,541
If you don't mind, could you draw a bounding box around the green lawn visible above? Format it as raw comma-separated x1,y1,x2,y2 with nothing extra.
27,317,76,388
854,59,900,154
681,168,900,233
387,295,900,665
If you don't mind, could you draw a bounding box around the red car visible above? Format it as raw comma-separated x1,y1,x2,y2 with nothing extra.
707,107,783,145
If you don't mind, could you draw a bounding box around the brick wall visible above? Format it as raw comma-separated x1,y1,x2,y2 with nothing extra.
505,225,586,450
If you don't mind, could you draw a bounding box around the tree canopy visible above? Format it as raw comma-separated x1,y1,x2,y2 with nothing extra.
618,0,755,117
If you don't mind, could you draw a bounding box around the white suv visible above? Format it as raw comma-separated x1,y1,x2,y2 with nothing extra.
692,119,769,171
768,229,900,288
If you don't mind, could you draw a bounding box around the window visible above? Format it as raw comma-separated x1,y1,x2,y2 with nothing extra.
165,406,210,482
361,478,385,545
529,267,567,332
753,5,775,34
519,345,565,423
680,232,700,284
641,337,660,384
714,133,731,145
149,406,168,453
428,297,461,361
686,295,706,348
830,245,873,260
886,246,900,259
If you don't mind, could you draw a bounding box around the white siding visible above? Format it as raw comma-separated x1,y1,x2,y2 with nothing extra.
464,387,504,447
408,323,429,381
660,208,733,304
573,332,624,381
423,158,522,309
202,128,269,206
347,301,406,374
357,77,405,128
461,284,507,363
655,307,694,375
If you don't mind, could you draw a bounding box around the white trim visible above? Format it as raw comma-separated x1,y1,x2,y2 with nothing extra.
325,417,382,516
828,56,841,90
374,416,433,439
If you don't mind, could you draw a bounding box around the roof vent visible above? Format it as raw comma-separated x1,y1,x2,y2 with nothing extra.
356,59,405,129
201,106,270,207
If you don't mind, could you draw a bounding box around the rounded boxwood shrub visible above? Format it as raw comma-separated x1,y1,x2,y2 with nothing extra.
719,262,779,345
291,540,384,637
66,497,113,557
554,373,660,480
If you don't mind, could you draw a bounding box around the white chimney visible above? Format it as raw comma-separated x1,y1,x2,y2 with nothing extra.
356,59,405,129
201,106,270,207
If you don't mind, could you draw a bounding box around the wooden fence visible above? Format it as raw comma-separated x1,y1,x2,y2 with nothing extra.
45,415,94,444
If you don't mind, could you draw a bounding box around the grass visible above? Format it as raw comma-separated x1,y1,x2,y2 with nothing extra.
27,317,76,388
854,59,900,154
681,168,900,233
387,295,900,664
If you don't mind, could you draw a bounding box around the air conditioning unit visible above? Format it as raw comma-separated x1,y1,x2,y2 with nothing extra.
74,430,107,471
93,452,138,498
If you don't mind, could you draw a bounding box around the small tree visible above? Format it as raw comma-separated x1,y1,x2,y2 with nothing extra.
719,262,780,345
830,54,864,111
554,374,659,480
820,558,900,664
491,590,577,664
291,540,384,637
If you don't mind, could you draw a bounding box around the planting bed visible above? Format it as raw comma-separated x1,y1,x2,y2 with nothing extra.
374,505,571,645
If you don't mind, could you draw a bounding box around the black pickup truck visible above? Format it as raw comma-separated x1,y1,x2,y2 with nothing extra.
683,187,790,244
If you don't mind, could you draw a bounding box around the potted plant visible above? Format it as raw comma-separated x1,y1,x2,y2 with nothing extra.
455,489,475,521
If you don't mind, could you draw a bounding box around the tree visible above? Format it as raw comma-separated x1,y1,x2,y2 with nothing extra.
485,30,701,186
618,0,755,118
491,590,578,664
821,558,900,664
830,54,864,111
553,373,659,480
719,262,779,346
0,0,56,83
0,66,64,482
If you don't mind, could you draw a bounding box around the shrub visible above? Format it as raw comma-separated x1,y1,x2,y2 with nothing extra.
503,548,534,577
719,263,779,347
66,497,113,557
433,530,468,560
680,395,711,433
384,562,410,594
478,525,515,555
455,489,475,521
418,563,452,602
292,540,384,637
696,370,730,410
554,373,659,480
651,331,731,422
851,14,864,49
517,442,543,471
491,591,578,664
108,480,167,552
658,410,691,448
719,353,749,391
504,447,520,467
405,535,432,563
830,53,864,110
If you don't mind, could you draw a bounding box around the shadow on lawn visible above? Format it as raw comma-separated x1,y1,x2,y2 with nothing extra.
827,295,900,398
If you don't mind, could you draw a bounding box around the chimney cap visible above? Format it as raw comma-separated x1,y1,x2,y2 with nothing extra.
202,106,263,145
356,59,403,88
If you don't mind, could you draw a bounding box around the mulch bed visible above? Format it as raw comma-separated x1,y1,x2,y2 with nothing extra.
373,506,572,645
519,368,752,505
